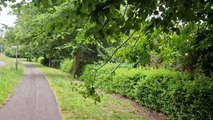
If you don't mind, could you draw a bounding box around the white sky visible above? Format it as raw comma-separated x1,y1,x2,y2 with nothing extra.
0,7,17,27
0,0,24,28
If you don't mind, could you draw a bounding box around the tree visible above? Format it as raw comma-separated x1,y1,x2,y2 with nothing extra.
2,0,212,98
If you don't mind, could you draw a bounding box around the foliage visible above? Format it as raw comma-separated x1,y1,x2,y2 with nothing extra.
1,0,213,119
154,24,213,74
5,0,212,67
60,59,73,73
80,63,213,119
4,46,16,58
1,0,211,79
135,71,213,119
80,63,137,98
187,26,213,74
37,57,44,64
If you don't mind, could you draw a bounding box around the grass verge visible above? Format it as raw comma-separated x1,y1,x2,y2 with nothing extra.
33,63,147,120
0,53,24,107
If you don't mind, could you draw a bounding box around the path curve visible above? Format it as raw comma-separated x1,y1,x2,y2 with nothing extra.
0,61,6,67
0,64,62,120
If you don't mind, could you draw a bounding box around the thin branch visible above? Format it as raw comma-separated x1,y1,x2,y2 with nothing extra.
109,35,141,74
108,35,141,74
123,4,128,18
110,62,122,75
93,30,137,81
132,35,141,49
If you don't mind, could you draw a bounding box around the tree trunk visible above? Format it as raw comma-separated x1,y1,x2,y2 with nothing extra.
72,51,81,77
49,58,51,67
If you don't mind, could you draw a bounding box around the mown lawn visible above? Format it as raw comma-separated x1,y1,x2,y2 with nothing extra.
0,53,24,107
33,63,147,120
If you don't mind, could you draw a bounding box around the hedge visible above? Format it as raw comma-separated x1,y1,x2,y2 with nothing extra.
80,63,213,119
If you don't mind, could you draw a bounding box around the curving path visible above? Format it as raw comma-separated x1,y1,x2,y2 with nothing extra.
0,64,62,120
0,61,6,67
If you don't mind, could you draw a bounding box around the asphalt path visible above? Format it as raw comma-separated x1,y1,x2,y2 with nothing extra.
0,64,62,120
0,61,6,66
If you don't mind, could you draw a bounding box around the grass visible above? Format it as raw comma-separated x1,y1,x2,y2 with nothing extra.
33,63,147,120
0,53,24,107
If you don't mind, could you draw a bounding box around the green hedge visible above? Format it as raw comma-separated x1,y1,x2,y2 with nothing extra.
80,63,213,119
60,59,73,73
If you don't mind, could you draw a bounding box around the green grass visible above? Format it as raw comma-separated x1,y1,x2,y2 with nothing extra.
33,63,147,120
0,53,24,107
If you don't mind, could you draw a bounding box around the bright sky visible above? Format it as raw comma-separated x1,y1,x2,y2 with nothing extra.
0,0,25,28
0,7,17,27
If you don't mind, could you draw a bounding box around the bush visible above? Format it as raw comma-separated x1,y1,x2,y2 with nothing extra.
135,73,213,119
80,63,213,119
60,59,73,73
80,63,137,98
37,57,44,64
37,57,49,66
105,68,142,99
4,47,16,58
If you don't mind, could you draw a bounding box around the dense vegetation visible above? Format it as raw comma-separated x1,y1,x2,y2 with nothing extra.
0,0,212,119
80,63,213,119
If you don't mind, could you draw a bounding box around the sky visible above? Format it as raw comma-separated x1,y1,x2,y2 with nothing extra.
0,0,24,28
0,7,17,27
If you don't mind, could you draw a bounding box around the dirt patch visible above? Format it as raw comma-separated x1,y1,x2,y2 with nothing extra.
111,93,168,120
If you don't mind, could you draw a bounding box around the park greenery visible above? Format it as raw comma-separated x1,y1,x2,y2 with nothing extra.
0,54,24,107
33,62,150,120
0,0,213,119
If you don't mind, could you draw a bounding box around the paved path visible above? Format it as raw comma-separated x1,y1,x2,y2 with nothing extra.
0,61,6,66
0,64,62,120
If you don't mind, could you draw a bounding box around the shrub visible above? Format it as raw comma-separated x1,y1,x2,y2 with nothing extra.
80,63,137,98
60,59,73,73
37,57,44,64
37,57,50,66
4,47,16,58
135,73,213,119
105,68,142,99
80,63,213,119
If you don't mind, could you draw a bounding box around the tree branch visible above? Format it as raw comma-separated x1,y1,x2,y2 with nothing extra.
93,30,137,81
132,35,141,48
